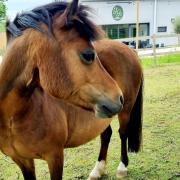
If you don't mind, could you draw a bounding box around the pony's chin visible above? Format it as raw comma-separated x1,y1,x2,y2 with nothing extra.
94,109,113,119
94,104,117,119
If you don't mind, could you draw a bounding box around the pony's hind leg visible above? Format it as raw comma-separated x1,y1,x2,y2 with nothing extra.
117,81,143,179
116,112,129,179
88,125,112,180
12,157,36,180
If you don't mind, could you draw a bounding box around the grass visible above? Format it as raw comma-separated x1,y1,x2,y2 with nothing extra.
0,64,180,179
140,53,180,68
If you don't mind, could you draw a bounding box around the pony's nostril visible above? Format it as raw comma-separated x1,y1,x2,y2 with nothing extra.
120,95,124,105
102,105,113,114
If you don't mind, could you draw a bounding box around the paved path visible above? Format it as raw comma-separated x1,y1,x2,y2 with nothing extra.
138,47,180,57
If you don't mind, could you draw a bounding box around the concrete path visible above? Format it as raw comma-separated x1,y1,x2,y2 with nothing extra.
138,46,180,57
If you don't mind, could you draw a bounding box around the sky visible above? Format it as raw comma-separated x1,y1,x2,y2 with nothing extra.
6,0,59,20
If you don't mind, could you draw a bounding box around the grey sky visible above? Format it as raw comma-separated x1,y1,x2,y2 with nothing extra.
7,0,53,19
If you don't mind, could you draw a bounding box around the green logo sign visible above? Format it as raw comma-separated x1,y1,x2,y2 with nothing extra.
112,5,123,21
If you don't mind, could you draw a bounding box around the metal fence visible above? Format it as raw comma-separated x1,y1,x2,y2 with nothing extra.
0,32,6,63
115,34,180,58
0,32,6,50
0,32,180,58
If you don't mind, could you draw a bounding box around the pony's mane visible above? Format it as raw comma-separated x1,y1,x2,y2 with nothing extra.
6,1,102,41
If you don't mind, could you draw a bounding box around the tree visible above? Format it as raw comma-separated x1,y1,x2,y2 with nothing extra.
0,0,6,20
174,16,180,34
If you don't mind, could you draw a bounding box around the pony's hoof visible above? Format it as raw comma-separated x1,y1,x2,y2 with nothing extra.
88,160,106,180
87,176,98,180
116,170,127,179
116,162,128,179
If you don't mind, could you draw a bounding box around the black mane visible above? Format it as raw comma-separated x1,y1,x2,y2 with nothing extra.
7,1,101,41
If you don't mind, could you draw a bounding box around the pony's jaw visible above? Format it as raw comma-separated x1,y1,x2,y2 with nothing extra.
70,84,123,118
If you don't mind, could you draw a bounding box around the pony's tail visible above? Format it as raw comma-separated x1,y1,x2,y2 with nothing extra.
127,77,143,152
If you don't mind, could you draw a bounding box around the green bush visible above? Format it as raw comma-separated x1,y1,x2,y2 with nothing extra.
0,20,5,32
0,0,6,20
174,16,180,34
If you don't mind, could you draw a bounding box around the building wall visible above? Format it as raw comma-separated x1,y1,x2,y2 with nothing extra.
81,1,153,26
80,0,180,46
156,0,180,45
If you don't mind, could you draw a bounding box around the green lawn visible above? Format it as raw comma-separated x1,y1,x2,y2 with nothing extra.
140,54,180,68
0,22,5,32
0,64,180,179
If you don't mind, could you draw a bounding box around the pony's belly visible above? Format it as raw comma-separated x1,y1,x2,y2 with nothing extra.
0,138,15,157
0,127,16,157
65,117,112,148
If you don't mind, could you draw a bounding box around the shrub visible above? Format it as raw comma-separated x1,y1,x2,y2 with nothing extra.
174,16,180,34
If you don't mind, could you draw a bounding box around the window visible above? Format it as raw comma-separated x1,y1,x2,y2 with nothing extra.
102,24,128,39
102,23,149,39
107,25,118,39
158,26,167,32
119,24,129,38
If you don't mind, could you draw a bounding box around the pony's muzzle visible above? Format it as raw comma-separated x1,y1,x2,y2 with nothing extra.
95,95,124,118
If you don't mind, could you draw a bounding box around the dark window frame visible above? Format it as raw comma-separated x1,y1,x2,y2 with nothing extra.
157,26,167,32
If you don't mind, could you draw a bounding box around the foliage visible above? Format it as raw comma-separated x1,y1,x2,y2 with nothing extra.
0,0,6,20
0,20,5,32
0,63,180,179
174,16,180,34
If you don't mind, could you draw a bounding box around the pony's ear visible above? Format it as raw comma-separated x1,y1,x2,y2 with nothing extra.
67,0,79,23
53,9,68,28
54,0,79,28
26,68,40,89
23,68,41,97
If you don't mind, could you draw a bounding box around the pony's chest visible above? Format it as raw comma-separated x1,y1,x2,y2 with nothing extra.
65,111,112,147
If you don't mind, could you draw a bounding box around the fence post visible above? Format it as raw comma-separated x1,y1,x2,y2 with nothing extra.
136,0,140,50
152,34,157,66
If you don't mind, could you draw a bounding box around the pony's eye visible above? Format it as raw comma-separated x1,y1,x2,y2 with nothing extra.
80,49,96,65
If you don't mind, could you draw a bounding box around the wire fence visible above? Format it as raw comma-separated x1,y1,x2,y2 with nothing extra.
115,34,180,58
0,32,180,62
0,32,6,62
0,32,6,50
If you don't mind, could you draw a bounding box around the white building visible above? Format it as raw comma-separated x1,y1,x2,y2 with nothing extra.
80,0,180,47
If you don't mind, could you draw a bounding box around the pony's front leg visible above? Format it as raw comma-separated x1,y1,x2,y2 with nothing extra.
12,157,36,180
46,149,64,180
88,125,112,180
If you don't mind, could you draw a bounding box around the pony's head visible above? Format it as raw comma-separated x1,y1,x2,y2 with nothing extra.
4,0,123,118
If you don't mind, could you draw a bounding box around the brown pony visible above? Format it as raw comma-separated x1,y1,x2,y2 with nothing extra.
0,0,122,179
89,39,143,179
0,0,143,179
0,68,115,180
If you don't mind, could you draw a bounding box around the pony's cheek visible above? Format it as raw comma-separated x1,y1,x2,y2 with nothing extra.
78,84,102,104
